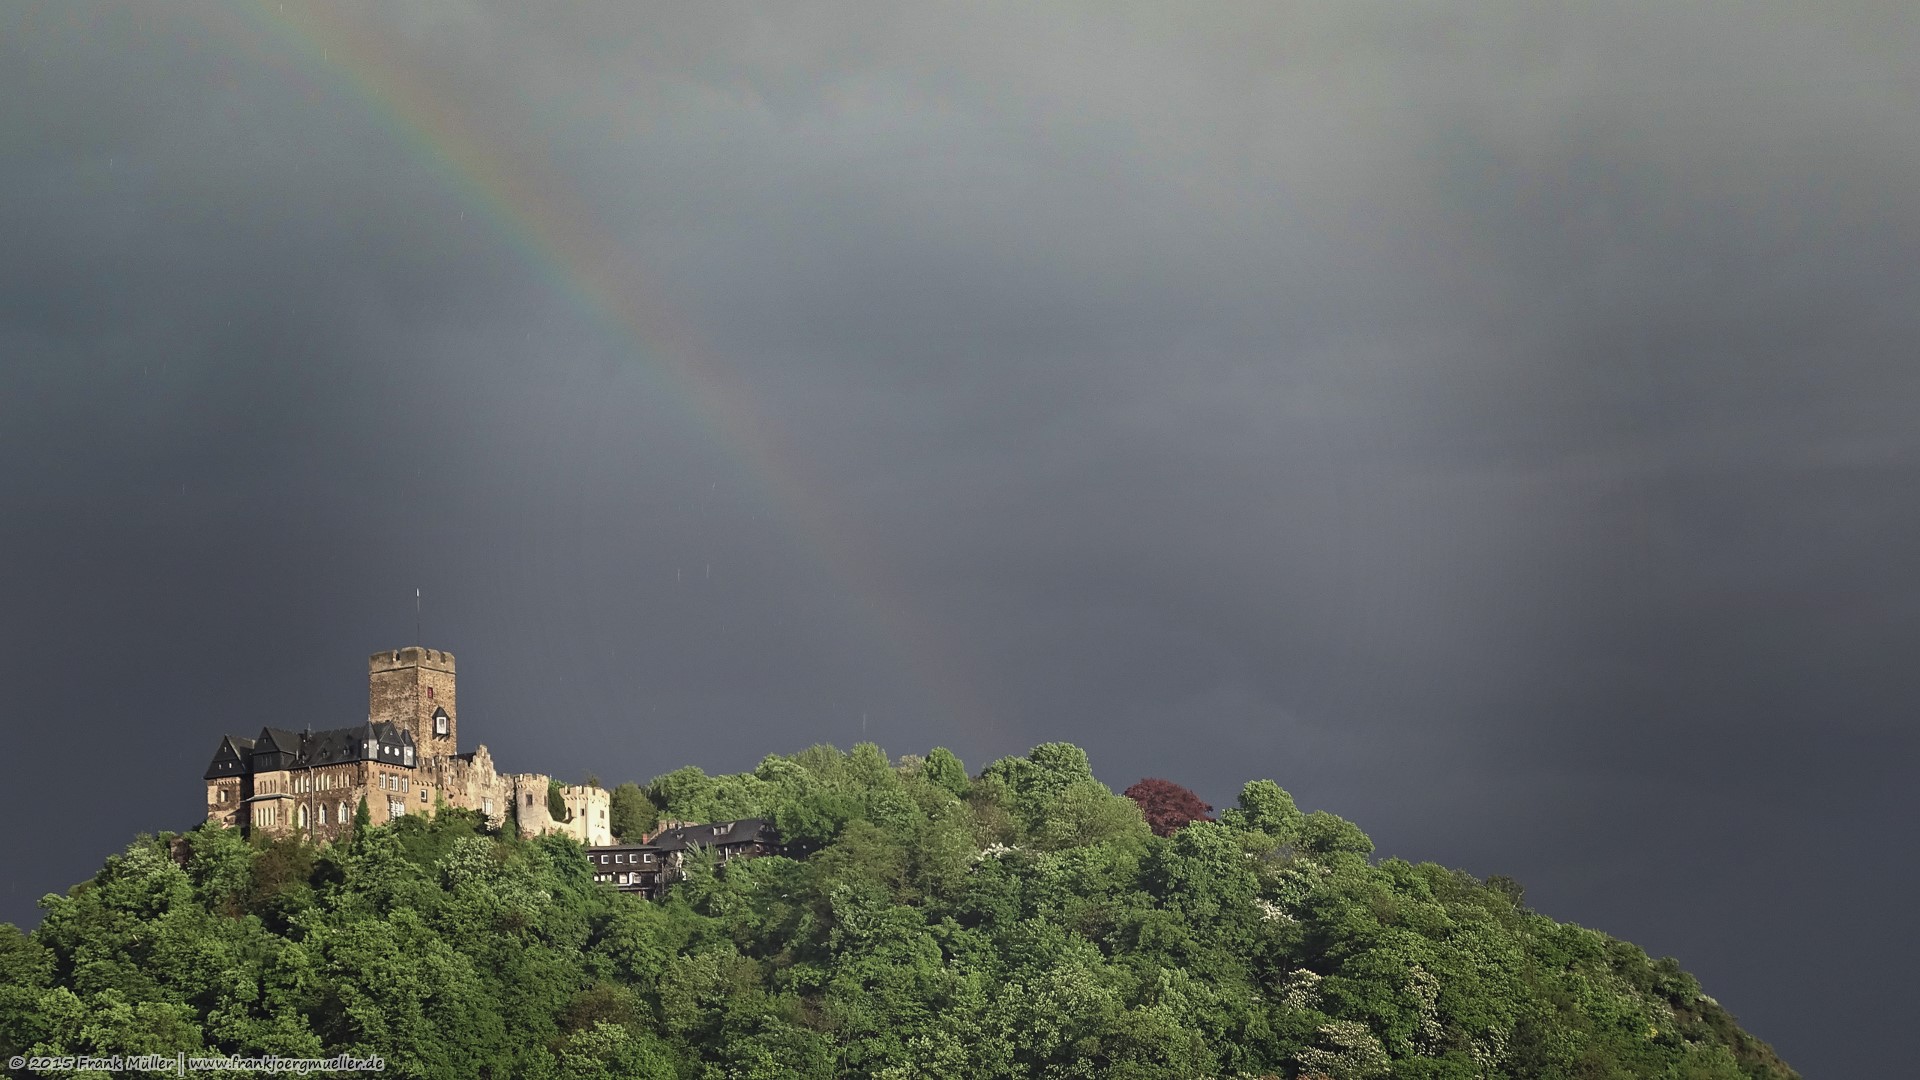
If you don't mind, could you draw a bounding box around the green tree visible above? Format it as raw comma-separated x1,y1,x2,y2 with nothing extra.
921,747,969,799
1220,778,1304,842
609,782,657,841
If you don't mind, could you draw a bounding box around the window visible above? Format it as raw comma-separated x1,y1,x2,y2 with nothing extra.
483,798,493,816
401,777,409,793
420,790,428,803
339,800,350,823
643,853,654,863
433,707,449,736
615,853,625,863
297,805,307,828
598,854,608,864
404,746,414,765
388,797,404,819
526,793,534,807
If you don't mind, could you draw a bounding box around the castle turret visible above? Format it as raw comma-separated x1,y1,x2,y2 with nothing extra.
368,647,457,757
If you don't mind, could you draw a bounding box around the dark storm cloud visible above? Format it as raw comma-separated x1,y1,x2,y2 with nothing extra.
4,2,1916,1071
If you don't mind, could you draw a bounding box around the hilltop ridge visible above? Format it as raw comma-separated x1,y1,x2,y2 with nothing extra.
1,742,1797,1079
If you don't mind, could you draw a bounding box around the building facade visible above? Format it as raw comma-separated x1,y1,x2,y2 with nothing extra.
587,817,782,899
203,647,612,846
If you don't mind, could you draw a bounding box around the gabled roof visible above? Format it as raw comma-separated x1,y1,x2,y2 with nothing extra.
300,724,367,766
253,727,303,756
647,818,779,853
203,734,255,781
202,720,419,777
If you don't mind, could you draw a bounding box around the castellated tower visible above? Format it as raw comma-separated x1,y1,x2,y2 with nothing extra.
369,647,458,757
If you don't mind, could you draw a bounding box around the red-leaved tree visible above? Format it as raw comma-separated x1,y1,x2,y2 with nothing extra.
1123,778,1213,837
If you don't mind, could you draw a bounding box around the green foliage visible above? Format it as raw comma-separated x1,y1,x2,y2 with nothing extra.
1221,778,1304,842
549,778,572,822
1,745,1798,1080
608,782,656,842
922,746,969,798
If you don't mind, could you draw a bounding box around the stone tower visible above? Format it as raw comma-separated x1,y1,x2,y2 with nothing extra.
368,647,458,757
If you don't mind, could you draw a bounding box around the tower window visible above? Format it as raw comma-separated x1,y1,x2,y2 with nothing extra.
433,707,449,737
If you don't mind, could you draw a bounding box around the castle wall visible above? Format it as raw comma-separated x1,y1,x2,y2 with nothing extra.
206,777,244,829
431,745,513,830
506,772,562,836
563,785,614,846
500,773,611,845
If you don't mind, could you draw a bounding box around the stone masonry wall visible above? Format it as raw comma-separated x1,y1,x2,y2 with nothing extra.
368,647,458,756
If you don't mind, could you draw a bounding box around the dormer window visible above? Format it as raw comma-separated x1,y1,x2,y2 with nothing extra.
432,707,449,737
403,746,414,766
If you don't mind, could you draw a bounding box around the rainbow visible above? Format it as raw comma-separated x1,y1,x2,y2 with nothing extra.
198,2,1002,749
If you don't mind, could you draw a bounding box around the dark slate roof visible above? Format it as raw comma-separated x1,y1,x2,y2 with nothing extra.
203,735,255,781
203,720,417,777
302,723,374,766
647,818,779,853
254,727,303,756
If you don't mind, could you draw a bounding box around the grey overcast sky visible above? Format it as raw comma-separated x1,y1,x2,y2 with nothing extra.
4,2,1915,1072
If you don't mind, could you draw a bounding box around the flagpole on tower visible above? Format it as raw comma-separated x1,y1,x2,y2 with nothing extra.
416,588,421,646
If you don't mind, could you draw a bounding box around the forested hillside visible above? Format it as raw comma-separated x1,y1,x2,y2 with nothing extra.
0,743,1796,1079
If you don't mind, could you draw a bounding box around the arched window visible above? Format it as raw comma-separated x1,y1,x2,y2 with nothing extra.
339,801,350,824
297,805,307,828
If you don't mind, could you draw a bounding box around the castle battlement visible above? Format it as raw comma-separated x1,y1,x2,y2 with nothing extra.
370,647,456,674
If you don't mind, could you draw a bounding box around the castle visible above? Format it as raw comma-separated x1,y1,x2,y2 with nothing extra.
202,646,612,846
